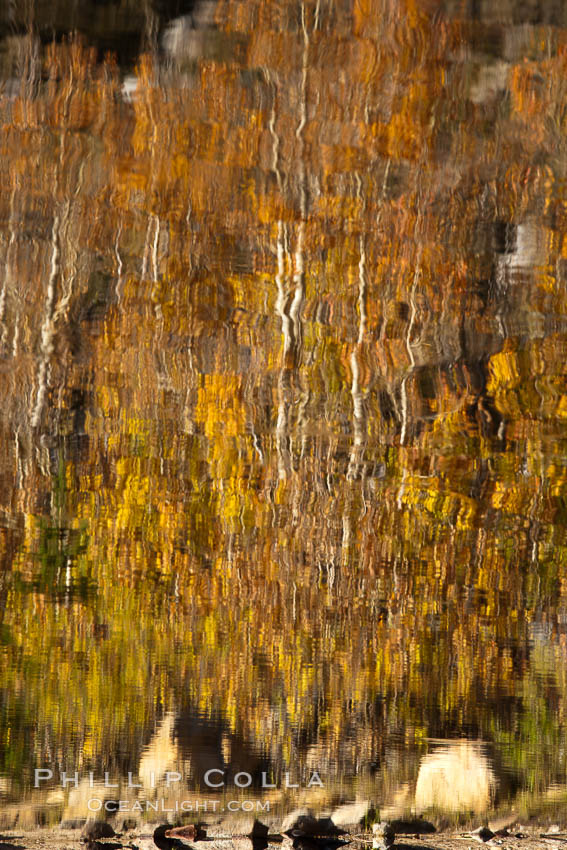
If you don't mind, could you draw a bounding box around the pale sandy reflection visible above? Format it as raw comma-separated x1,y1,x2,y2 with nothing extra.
415,741,498,814
138,713,180,790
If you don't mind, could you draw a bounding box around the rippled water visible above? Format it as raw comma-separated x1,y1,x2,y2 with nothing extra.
1,0,567,829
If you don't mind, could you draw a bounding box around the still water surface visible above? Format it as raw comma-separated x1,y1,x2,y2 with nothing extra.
1,0,567,827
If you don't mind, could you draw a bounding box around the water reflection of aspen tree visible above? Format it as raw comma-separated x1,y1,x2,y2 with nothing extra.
399,249,421,448
276,220,292,479
0,183,18,356
347,236,368,483
31,208,63,431
289,1,309,368
275,2,311,479
290,1,311,528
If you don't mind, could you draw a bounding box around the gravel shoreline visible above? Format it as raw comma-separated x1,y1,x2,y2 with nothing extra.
0,826,565,850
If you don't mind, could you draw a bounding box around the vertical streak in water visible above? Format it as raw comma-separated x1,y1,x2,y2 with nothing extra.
0,183,17,353
290,3,310,486
150,213,170,393
31,207,63,429
151,213,164,323
399,247,422,447
14,428,23,491
12,312,20,359
152,213,160,283
289,1,309,360
267,70,284,196
314,0,321,30
276,221,291,479
115,221,124,301
141,214,154,281
347,235,368,482
31,132,85,431
397,197,424,509
275,4,311,479
275,223,292,355
269,57,291,479
381,159,391,202
53,202,79,326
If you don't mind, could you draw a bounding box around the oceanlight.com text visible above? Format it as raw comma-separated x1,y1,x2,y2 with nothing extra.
87,798,270,813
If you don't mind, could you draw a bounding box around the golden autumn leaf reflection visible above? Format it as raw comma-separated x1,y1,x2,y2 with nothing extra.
2,0,567,826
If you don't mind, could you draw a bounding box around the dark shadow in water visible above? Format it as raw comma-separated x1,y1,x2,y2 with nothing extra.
0,0,204,69
173,709,273,790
